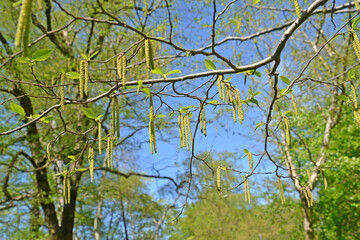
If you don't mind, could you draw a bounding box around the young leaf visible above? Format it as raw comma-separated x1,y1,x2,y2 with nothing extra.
204,59,216,70
75,168,88,172
142,87,151,96
89,50,99,59
208,100,219,104
16,56,31,63
167,69,181,75
32,49,54,61
337,95,349,101
156,114,166,118
280,76,291,85
82,108,96,119
352,16,360,30
151,68,164,75
254,122,263,132
10,102,25,117
68,155,76,160
65,72,80,79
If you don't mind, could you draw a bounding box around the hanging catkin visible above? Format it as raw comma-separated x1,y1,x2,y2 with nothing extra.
88,147,94,183
60,73,65,109
116,53,124,80
115,97,120,137
199,104,207,136
178,114,184,148
122,55,126,87
234,89,244,124
98,120,102,154
37,0,44,10
217,75,223,100
185,115,192,151
293,0,301,18
216,166,221,192
84,60,89,96
145,39,154,70
350,28,360,61
277,177,286,204
291,92,298,116
244,177,251,203
79,60,85,98
247,151,253,171
355,0,360,11
106,135,111,167
112,98,116,136
15,0,33,48
350,82,360,126
149,96,157,154
283,116,291,146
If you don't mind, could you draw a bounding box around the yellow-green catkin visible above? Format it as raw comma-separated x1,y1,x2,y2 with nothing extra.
247,152,253,171
244,177,251,203
200,104,207,136
79,60,85,98
181,114,186,148
107,135,111,168
149,96,157,154
112,98,116,136
293,0,301,18
216,166,221,193
110,136,113,168
67,176,70,204
60,73,65,110
278,177,286,204
115,97,120,137
185,115,192,151
88,147,94,183
350,28,360,61
184,114,189,150
37,0,44,10
145,39,154,70
98,120,102,155
116,53,123,80
217,75,223,100
63,174,67,204
304,187,314,207
121,55,126,87
15,0,33,48
350,83,360,126
47,142,51,162
234,89,244,124
283,116,291,146
221,79,226,102
291,92,298,116
306,169,313,189
178,114,184,148
355,0,360,11
84,60,89,96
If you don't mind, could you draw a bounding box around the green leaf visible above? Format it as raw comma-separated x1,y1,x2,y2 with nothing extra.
82,108,96,119
348,70,356,80
68,155,76,160
169,111,174,118
253,91,262,96
142,87,151,96
248,98,259,105
16,56,31,63
204,59,216,70
208,100,219,104
95,115,103,121
80,53,88,60
253,0,260,4
279,88,293,96
151,68,164,75
75,168,88,172
244,148,249,153
188,112,193,118
89,50,99,59
254,122,263,132
10,102,25,117
32,49,54,61
352,16,360,30
156,114,166,118
65,72,80,79
252,70,261,77
167,69,182,75
337,95,349,101
12,1,22,7
280,76,291,85
42,116,56,123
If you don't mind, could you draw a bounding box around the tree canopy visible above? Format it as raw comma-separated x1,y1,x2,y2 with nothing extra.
1,0,360,239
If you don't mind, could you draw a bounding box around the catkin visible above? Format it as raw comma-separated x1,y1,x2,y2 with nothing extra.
221,79,226,102
107,135,111,167
112,98,116,136
178,114,183,148
293,0,301,18
304,187,314,207
98,120,102,155
283,116,291,146
350,28,360,61
217,75,223,100
199,104,207,136
351,83,360,126
84,60,89,96
63,174,67,204
216,166,221,192
355,0,360,11
185,115,192,150
247,152,253,171
67,177,70,204
232,101,237,123
149,96,157,154
291,92,298,116
234,89,244,124
122,55,126,87
145,39,154,70
184,115,189,150
278,177,286,204
79,60,85,98
116,53,123,80
37,0,44,10
110,136,113,168
14,0,33,48
321,169,328,190
115,97,120,137
306,169,312,189
244,178,251,203
46,142,51,162
60,73,65,110
88,147,94,182
181,114,186,148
